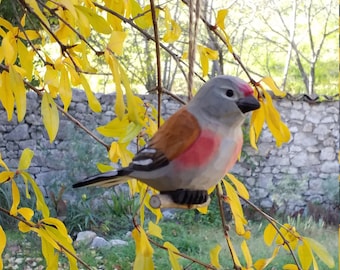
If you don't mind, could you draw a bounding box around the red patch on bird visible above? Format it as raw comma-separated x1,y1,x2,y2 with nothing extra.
175,130,221,168
240,84,254,96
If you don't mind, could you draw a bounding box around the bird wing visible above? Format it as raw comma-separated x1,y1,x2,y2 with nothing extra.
130,107,201,171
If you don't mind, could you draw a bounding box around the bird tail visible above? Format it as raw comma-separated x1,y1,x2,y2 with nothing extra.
72,170,131,188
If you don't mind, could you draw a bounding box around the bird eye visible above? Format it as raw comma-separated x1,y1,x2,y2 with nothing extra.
226,89,234,97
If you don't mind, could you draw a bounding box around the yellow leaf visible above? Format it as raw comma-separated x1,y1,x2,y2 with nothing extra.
108,142,133,167
10,180,20,216
74,41,97,73
17,30,40,41
0,226,6,270
275,224,299,251
18,148,34,171
59,67,72,112
76,7,91,37
105,51,126,120
0,154,9,171
75,5,111,34
105,0,124,31
304,237,335,268
25,0,51,28
163,7,181,43
132,227,154,270
297,240,313,270
282,264,299,270
0,71,14,120
22,171,50,218
18,221,32,233
2,31,17,65
41,235,59,269
96,163,114,173
107,31,127,56
262,89,291,147
119,122,143,143
79,74,102,113
148,221,163,239
226,236,241,267
263,223,277,246
42,217,69,238
223,180,247,235
97,116,129,138
253,246,280,270
17,207,34,221
0,171,15,183
226,173,249,199
44,67,60,98
249,100,265,150
61,0,78,20
261,77,286,97
9,65,26,122
216,9,228,29
64,58,81,85
118,64,144,125
43,223,77,269
17,40,34,81
54,8,76,44
197,45,218,77
210,244,222,269
41,92,59,143
241,240,252,268
164,242,182,270
0,17,14,31
197,205,208,214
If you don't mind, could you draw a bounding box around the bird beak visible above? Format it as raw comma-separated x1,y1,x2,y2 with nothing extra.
236,95,260,113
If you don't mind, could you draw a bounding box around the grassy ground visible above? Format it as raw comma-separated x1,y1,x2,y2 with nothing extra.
2,214,338,270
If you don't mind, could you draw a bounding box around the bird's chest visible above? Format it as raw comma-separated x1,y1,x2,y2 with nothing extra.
173,129,221,169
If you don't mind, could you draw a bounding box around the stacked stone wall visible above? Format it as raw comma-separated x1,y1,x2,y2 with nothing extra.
0,90,338,215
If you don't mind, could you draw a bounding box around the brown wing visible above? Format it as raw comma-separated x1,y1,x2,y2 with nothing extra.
148,107,200,160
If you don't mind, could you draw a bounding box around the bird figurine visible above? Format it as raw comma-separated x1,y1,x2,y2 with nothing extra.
73,75,260,208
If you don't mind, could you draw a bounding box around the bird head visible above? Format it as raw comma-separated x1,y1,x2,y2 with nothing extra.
187,75,260,125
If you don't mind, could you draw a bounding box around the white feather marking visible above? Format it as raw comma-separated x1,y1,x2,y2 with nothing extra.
140,148,156,154
132,158,154,166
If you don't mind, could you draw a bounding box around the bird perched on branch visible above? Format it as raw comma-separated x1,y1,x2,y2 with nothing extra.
73,75,260,208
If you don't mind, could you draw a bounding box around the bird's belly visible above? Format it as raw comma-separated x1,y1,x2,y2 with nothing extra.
137,137,242,192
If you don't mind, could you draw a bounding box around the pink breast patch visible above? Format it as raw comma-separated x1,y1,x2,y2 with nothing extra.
175,130,221,168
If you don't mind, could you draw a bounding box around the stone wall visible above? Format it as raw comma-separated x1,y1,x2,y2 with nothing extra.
0,90,338,215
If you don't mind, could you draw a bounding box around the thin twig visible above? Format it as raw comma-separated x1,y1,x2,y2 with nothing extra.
188,0,200,100
0,206,92,270
93,2,205,85
147,237,217,269
238,194,302,270
149,0,162,128
37,0,102,56
216,184,241,270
